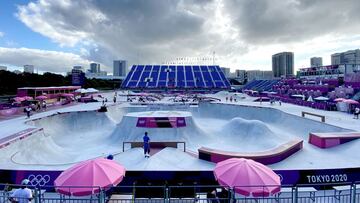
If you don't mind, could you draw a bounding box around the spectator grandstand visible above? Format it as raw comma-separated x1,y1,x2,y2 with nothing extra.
247,75,360,111
241,79,280,92
121,65,231,91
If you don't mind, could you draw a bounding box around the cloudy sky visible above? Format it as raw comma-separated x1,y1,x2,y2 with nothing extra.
0,0,360,74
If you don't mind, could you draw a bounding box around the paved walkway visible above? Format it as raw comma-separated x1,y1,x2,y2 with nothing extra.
0,102,78,121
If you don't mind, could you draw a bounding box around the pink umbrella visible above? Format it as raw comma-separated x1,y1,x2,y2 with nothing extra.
13,97,25,102
334,98,346,102
54,158,126,196
343,99,359,104
214,158,280,197
36,95,47,100
23,96,33,101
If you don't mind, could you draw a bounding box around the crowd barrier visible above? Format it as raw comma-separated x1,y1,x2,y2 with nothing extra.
269,95,337,111
0,107,21,117
2,182,360,203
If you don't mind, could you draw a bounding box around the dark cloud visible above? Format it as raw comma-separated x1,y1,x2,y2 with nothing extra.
223,0,360,44
17,0,226,69
93,0,205,43
14,0,360,72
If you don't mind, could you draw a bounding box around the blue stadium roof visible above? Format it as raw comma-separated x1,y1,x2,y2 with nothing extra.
121,65,231,89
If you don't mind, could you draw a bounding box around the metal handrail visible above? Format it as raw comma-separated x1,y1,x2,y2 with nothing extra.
1,182,359,203
122,141,186,152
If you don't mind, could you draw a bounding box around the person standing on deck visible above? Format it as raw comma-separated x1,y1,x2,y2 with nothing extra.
113,95,117,103
354,107,360,119
143,132,150,158
25,106,32,119
42,100,47,111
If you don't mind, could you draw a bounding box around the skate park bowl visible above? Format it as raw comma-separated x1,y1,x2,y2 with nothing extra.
0,102,356,169
1,102,360,185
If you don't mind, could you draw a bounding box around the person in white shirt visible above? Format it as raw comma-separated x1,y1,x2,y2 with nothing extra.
354,107,360,119
9,179,33,203
25,106,32,119
42,100,47,111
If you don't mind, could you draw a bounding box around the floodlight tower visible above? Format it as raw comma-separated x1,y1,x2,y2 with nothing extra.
213,51,216,65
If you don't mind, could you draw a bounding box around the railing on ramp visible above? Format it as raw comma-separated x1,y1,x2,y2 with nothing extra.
122,141,186,152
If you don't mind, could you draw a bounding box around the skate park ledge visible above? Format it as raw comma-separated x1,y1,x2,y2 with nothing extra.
198,139,303,165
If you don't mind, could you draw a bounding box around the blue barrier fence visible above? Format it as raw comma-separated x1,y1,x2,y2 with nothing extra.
1,182,360,203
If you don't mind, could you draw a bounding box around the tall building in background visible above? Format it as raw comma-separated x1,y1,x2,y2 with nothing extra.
272,52,294,77
113,60,127,76
23,65,34,73
71,66,85,86
0,65,7,71
235,69,245,77
220,67,230,77
232,70,246,83
90,63,100,73
73,65,83,71
310,57,323,67
86,63,109,79
331,49,360,65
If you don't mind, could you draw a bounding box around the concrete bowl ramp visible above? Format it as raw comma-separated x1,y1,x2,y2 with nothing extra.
212,117,288,152
198,139,303,165
195,103,351,138
109,111,210,150
0,102,357,171
9,111,119,165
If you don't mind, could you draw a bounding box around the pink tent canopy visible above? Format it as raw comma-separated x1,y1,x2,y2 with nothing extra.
343,99,359,104
13,96,33,102
23,96,33,101
36,95,48,100
334,98,346,102
214,158,281,197
13,97,25,102
54,158,126,196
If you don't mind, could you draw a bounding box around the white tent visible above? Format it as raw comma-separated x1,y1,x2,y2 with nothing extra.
307,96,314,102
86,88,99,93
267,91,277,94
314,96,329,101
75,88,88,94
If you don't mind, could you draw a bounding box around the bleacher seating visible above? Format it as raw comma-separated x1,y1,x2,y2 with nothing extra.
352,91,360,101
121,65,231,90
242,76,360,111
242,79,280,92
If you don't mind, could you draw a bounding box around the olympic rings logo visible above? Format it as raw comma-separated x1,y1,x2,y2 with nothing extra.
27,174,51,186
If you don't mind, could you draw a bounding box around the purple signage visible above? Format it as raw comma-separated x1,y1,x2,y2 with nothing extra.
71,71,85,86
2,167,360,186
136,117,186,128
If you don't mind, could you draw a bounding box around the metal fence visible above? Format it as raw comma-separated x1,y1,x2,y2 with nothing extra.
354,182,360,203
1,182,360,203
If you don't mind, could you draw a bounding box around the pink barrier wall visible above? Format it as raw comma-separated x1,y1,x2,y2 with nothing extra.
198,140,303,165
0,108,20,116
309,132,360,148
0,128,43,149
308,134,323,147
